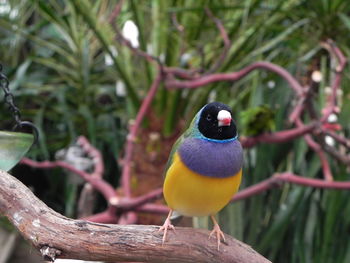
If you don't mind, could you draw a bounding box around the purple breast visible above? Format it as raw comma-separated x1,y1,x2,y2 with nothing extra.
178,138,243,178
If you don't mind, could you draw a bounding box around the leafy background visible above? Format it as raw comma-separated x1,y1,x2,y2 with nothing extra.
0,0,350,262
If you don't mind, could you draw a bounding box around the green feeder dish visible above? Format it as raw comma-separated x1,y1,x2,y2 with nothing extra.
0,131,34,171
0,65,38,172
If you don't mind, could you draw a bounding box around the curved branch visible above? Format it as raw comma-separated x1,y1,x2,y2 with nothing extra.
77,136,104,176
205,7,232,74
0,170,270,263
232,172,350,202
165,61,304,96
320,39,347,121
117,188,164,210
121,71,163,197
20,158,119,205
240,122,317,148
295,118,333,181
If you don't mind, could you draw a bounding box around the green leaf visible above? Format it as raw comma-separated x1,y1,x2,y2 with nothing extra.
338,13,350,31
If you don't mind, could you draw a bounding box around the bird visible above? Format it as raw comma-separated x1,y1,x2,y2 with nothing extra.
159,102,243,250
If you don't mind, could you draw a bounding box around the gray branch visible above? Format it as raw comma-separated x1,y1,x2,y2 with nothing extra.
0,170,270,263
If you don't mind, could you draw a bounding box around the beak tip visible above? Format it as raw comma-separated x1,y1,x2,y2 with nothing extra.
219,118,231,126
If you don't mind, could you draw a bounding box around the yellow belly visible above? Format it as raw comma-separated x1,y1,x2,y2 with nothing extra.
163,152,242,217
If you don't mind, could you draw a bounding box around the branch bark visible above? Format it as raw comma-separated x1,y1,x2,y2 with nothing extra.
0,170,270,263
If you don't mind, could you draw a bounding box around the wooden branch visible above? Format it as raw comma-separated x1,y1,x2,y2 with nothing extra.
0,170,270,263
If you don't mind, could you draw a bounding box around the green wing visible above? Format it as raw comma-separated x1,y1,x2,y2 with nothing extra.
163,114,197,178
163,126,192,178
163,134,184,177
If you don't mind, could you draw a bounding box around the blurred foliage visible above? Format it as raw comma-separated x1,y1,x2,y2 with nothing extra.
240,105,275,136
0,0,350,262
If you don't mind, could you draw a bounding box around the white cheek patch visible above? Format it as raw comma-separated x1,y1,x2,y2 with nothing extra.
217,110,232,126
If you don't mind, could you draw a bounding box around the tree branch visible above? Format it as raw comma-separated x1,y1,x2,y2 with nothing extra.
232,172,350,202
165,61,304,96
204,7,232,74
240,122,317,148
20,158,119,205
121,70,163,198
0,170,270,263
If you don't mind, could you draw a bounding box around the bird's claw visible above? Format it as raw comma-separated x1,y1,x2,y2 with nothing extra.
209,223,226,251
159,217,175,244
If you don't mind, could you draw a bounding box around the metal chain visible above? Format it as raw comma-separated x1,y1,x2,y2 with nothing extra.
0,64,22,126
0,64,39,144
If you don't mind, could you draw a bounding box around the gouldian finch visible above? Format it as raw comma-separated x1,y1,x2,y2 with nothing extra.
160,102,243,250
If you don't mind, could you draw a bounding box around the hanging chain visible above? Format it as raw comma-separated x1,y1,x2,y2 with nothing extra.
0,64,39,144
0,64,22,126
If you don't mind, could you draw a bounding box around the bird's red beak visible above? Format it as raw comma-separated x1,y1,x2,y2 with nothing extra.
222,117,231,126
222,118,231,126
217,110,232,127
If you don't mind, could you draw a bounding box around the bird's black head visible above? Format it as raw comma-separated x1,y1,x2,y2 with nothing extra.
198,102,237,140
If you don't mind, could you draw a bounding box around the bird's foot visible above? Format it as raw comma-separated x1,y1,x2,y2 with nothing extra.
159,216,175,244
209,220,226,251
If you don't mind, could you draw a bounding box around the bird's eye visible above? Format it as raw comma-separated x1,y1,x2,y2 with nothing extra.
206,114,212,121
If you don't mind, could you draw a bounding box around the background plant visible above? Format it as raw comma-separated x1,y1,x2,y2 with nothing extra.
0,0,350,262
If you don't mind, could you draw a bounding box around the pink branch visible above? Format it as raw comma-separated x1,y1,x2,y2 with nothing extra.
205,7,232,74
117,188,163,210
110,6,160,66
170,12,186,56
205,8,230,47
121,71,163,197
289,98,306,123
323,144,350,166
232,178,277,202
241,122,317,148
320,40,347,122
322,130,350,147
83,208,118,224
108,0,125,23
135,203,169,214
164,67,199,80
166,61,304,96
295,118,333,181
232,172,350,203
20,158,118,205
77,136,104,177
287,41,346,181
118,211,138,225
276,172,350,188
